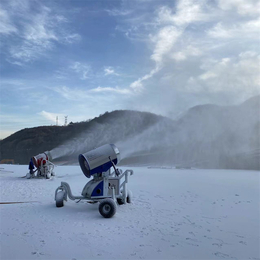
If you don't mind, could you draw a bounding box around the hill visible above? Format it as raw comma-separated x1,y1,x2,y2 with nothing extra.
0,110,169,165
0,96,259,170
120,95,259,170
172,95,260,169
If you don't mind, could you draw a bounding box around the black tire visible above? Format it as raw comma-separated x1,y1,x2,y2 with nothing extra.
56,191,65,207
127,190,132,203
99,199,116,218
117,198,124,205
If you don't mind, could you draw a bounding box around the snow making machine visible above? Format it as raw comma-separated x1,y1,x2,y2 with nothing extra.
54,144,134,218
26,152,55,179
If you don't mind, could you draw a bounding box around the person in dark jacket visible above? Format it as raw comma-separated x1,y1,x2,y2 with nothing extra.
29,158,35,175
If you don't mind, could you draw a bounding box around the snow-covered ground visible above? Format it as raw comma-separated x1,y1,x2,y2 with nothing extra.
0,165,259,260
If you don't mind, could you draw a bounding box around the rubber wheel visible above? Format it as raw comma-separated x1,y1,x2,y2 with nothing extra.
46,173,51,179
56,191,65,207
127,190,132,203
99,199,116,218
117,198,124,205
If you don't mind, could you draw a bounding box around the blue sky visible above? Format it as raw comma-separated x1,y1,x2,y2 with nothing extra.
0,0,259,139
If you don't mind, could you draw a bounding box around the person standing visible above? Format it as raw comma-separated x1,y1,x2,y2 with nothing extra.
28,158,35,176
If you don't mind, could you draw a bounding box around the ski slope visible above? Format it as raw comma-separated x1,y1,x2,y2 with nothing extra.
0,165,259,260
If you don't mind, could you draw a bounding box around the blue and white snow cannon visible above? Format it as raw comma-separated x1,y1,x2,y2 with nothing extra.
54,144,133,218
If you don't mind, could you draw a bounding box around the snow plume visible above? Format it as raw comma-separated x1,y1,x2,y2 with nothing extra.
49,111,165,161
117,120,175,160
49,145,77,160
49,122,118,160
119,96,260,168
49,96,259,169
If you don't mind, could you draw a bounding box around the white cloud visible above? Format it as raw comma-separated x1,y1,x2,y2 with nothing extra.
106,8,133,17
90,86,131,95
126,0,260,102
129,66,160,92
2,0,260,133
199,71,217,80
129,79,144,92
239,51,258,59
9,41,53,62
54,70,67,80
157,1,207,27
171,45,202,61
171,52,186,61
55,61,90,80
217,0,260,16
7,6,58,62
70,62,91,80
174,0,207,25
52,86,91,101
52,85,131,102
127,0,209,93
0,6,17,34
151,26,182,65
8,47,32,63
116,25,149,42
186,55,260,94
38,110,61,124
2,1,81,63
49,85,130,121
5,59,24,66
104,67,119,76
208,18,260,39
207,22,231,38
152,2,206,64
24,11,58,43
64,33,81,43
55,15,68,23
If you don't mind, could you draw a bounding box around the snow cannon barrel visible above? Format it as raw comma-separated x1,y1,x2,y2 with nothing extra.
78,144,120,178
32,151,52,168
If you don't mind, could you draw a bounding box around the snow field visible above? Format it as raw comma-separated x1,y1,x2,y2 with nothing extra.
0,165,259,260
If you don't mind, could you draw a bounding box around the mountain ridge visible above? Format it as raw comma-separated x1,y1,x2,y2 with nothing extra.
0,96,259,170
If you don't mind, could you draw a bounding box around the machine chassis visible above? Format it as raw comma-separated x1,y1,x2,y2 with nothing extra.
54,168,133,218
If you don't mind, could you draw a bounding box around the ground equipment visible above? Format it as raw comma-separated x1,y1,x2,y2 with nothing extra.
54,144,133,218
26,151,55,179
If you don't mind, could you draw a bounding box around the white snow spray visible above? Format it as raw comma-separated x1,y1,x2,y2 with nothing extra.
47,97,260,169
118,98,259,168
48,112,172,162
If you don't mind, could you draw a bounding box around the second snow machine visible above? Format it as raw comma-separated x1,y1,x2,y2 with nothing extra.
27,152,55,179
54,144,133,218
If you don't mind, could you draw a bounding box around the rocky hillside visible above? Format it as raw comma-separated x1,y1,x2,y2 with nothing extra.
0,110,168,165
0,96,259,170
